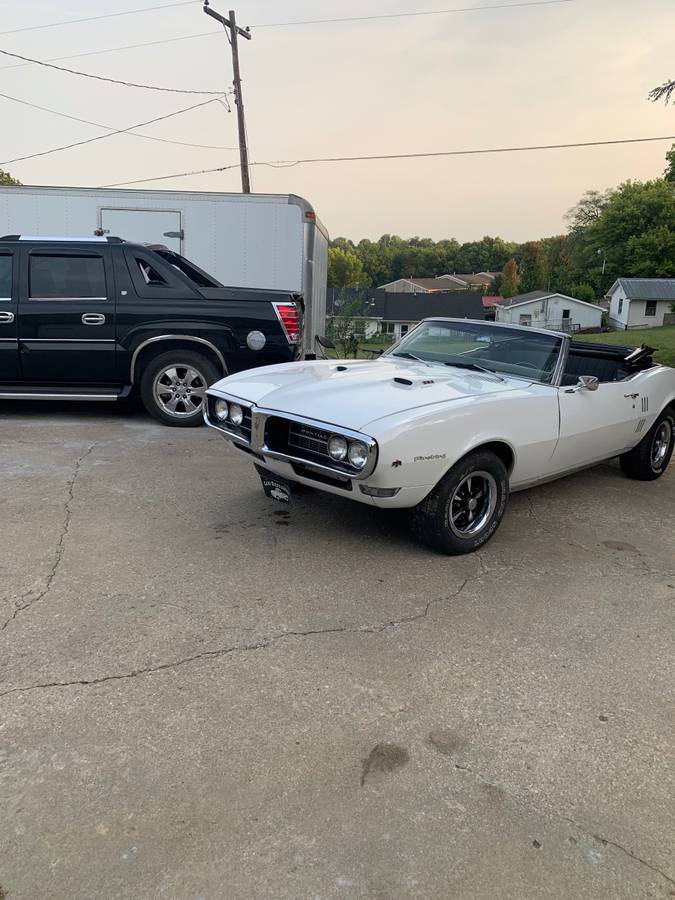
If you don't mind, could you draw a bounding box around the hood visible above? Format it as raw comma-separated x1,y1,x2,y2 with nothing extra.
210,358,522,431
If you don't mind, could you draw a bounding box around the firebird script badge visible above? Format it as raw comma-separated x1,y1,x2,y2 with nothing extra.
414,453,446,462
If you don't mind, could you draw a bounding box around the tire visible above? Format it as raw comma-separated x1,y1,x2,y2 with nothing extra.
410,450,509,555
619,405,674,481
139,350,220,427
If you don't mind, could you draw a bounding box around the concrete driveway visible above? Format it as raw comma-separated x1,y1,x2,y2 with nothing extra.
1,401,673,900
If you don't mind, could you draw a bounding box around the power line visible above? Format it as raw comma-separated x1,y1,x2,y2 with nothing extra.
0,1,199,37
0,98,229,166
0,47,223,95
99,134,675,187
251,0,574,29
0,91,237,152
0,32,219,72
0,0,577,72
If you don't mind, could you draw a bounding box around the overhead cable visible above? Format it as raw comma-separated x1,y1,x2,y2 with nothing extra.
0,91,237,152
0,47,224,95
0,98,228,166
99,133,675,187
0,1,199,37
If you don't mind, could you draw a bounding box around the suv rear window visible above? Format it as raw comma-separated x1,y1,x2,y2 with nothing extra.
30,254,106,299
0,255,11,297
154,249,222,288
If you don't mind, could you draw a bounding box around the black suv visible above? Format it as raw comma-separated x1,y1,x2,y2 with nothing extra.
0,235,302,425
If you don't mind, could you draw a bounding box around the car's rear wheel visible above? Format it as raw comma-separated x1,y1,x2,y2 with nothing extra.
620,405,674,480
140,350,220,427
410,450,508,554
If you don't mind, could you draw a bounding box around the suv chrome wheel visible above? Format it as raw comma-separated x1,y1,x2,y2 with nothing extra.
448,471,498,537
153,364,207,418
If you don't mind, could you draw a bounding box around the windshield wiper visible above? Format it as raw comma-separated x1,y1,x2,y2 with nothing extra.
443,360,505,382
392,351,432,366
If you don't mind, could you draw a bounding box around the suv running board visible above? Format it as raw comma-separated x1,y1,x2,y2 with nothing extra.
0,385,131,401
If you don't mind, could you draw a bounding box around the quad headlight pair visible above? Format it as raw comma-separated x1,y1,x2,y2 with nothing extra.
214,399,244,426
327,434,369,470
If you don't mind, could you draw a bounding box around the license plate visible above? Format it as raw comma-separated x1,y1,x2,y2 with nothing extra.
259,473,293,504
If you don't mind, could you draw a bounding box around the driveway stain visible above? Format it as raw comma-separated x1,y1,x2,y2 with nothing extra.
601,540,640,553
360,743,409,786
427,729,464,757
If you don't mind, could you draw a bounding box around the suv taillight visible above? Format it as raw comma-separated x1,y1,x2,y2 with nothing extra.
273,301,301,344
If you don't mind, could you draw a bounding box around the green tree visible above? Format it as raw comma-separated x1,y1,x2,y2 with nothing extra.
501,258,520,298
518,241,549,292
0,169,21,185
569,283,596,303
326,296,366,358
327,247,370,288
665,144,675,184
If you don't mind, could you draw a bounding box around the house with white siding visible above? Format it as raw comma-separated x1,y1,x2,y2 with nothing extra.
494,291,603,332
606,278,675,329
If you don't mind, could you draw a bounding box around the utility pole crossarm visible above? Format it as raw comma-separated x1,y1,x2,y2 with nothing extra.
203,2,252,192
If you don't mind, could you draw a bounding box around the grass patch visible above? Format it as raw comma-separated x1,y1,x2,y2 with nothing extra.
576,325,675,368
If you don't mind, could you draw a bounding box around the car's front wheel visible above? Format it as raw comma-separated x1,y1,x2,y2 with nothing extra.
140,350,220,427
620,405,674,480
410,450,508,554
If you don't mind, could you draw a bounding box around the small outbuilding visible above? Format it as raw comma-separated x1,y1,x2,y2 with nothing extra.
494,291,603,333
606,278,675,329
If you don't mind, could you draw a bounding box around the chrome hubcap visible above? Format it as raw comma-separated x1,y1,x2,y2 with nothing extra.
651,420,672,469
153,365,207,418
449,471,498,537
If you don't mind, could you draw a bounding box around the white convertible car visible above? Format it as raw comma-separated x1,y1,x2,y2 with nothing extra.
204,319,675,554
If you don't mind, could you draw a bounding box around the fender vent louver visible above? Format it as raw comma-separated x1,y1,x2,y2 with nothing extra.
635,418,647,434
393,377,413,386
641,397,649,413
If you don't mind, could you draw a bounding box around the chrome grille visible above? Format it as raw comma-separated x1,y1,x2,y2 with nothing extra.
287,423,330,458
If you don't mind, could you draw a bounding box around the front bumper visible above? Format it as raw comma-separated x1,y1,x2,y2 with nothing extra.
204,389,378,481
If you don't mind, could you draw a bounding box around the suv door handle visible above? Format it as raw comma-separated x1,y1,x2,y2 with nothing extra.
0,311,14,324
82,313,106,325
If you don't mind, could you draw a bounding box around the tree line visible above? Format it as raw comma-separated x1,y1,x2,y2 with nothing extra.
328,145,675,301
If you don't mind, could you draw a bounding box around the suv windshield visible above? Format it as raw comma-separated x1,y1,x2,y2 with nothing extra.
385,320,563,384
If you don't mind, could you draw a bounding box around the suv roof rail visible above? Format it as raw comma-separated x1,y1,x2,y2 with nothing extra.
0,234,124,243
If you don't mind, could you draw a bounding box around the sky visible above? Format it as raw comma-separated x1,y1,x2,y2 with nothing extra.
0,0,674,244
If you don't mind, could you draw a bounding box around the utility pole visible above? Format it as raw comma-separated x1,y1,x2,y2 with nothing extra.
203,2,252,193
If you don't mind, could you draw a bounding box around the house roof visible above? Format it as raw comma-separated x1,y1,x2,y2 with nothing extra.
379,273,494,291
608,278,675,300
496,290,603,311
481,295,504,308
382,291,485,322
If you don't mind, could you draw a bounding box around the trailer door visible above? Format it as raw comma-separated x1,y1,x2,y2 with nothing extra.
100,208,182,252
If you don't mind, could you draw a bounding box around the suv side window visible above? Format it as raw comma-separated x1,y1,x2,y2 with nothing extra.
122,246,198,300
0,254,11,298
29,253,106,299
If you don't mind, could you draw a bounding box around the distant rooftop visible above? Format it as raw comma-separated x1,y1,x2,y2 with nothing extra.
610,278,675,300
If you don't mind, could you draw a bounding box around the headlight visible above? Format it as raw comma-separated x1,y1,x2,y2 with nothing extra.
348,440,369,469
214,399,229,422
328,435,348,461
229,403,244,426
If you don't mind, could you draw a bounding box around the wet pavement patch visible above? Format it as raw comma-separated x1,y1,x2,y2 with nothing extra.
360,743,409,786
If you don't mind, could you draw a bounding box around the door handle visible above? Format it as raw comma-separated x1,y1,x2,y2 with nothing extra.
0,311,14,324
82,313,106,325
624,392,639,399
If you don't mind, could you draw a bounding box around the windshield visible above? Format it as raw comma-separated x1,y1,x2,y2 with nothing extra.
385,320,563,384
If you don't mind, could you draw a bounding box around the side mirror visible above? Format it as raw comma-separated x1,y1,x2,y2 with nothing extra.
315,335,336,350
577,375,599,392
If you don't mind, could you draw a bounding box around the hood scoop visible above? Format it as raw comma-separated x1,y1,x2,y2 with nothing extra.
393,376,436,388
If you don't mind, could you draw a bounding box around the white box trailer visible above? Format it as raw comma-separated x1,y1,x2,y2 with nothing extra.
0,185,329,357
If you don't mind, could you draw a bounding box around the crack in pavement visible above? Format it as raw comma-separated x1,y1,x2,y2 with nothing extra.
0,580,470,699
1,442,97,632
451,764,675,887
561,816,675,888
